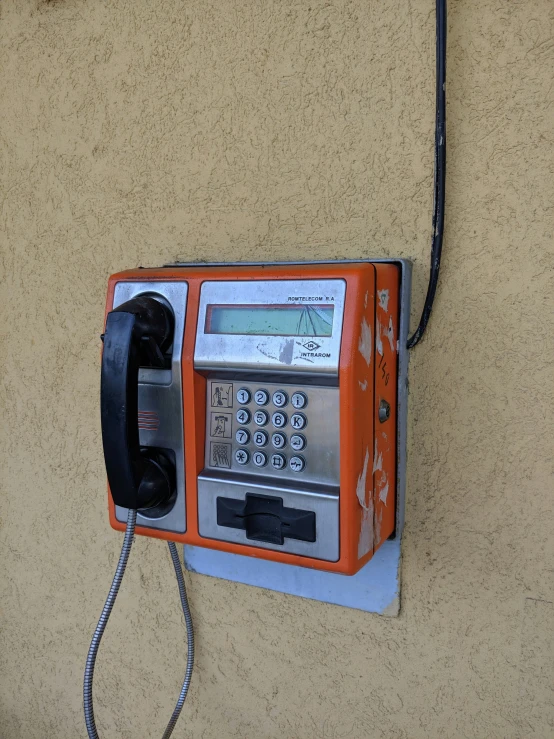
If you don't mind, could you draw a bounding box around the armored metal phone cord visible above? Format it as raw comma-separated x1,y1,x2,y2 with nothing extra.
407,0,447,349
83,508,195,739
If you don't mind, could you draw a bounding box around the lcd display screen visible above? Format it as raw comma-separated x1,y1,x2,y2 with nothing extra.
205,304,334,337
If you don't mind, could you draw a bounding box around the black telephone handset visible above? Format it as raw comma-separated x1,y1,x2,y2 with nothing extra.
100,295,176,510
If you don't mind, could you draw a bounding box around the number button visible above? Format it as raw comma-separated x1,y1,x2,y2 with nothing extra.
254,410,269,426
235,449,249,465
272,432,286,449
236,388,251,404
236,408,251,425
289,456,305,473
271,411,287,429
253,430,268,447
271,453,286,470
235,428,250,445
272,391,288,408
252,451,267,467
290,434,306,452
290,413,307,430
291,392,307,410
254,389,269,405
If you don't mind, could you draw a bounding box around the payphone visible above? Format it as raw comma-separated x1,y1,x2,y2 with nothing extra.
85,260,403,738
105,262,400,573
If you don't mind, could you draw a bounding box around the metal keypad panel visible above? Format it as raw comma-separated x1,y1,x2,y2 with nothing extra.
204,378,339,487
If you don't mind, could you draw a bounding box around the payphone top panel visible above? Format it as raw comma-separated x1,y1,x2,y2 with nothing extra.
194,279,346,376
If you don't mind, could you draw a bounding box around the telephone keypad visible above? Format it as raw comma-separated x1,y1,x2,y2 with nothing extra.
207,381,337,480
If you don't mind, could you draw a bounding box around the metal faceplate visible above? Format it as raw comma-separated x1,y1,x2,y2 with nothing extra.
112,281,187,534
204,378,339,487
197,474,340,561
194,279,346,376
194,280,344,559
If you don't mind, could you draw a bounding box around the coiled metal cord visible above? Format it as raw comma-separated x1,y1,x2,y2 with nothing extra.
83,508,194,738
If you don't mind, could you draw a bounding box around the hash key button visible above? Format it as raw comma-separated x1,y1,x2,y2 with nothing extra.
271,453,286,470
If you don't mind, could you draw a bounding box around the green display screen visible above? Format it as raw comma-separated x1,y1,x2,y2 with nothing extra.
206,304,334,337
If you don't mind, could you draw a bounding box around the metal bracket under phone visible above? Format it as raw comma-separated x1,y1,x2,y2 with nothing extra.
112,281,188,534
172,258,411,617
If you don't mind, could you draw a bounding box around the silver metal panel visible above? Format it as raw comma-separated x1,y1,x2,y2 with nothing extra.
168,257,411,542
194,280,346,376
197,475,340,561
204,379,340,487
112,281,188,534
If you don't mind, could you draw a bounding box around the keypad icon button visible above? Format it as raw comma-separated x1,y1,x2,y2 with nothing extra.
253,410,269,426
290,434,306,452
252,451,267,467
272,432,286,449
271,453,286,470
236,408,251,425
236,388,251,405
289,455,305,473
235,448,249,465
253,430,268,447
235,428,250,445
290,413,307,431
272,391,288,408
271,411,288,429
291,392,307,410
254,389,269,406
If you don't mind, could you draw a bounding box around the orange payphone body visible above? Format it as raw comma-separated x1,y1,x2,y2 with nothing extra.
102,262,399,576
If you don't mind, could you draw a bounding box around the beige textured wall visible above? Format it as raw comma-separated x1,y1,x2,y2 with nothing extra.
1,1,553,737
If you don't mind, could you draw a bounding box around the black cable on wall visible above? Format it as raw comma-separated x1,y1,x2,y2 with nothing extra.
408,0,447,349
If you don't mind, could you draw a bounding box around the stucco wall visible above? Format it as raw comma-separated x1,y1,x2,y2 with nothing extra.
1,1,553,737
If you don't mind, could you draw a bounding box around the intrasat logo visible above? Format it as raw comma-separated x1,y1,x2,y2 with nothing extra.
302,340,321,351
